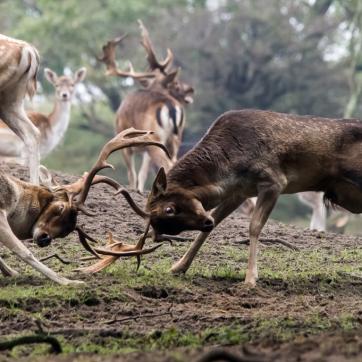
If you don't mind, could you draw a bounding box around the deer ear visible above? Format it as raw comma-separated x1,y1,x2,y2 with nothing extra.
74,67,87,83
44,68,58,85
150,167,167,199
161,68,179,87
39,165,59,189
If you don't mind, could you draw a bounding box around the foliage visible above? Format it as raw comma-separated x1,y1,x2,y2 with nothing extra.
2,0,362,220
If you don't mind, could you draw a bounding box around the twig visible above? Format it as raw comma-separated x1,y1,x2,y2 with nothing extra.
0,335,62,354
39,253,72,264
103,311,172,325
104,303,173,325
238,238,299,250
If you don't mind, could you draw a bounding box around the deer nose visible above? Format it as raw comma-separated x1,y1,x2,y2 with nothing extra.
36,233,52,248
61,93,68,99
202,218,214,232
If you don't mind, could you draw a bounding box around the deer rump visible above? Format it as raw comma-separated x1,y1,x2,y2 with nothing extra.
192,110,362,213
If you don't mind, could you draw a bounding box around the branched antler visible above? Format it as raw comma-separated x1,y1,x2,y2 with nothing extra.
74,128,170,214
138,19,174,73
98,34,155,80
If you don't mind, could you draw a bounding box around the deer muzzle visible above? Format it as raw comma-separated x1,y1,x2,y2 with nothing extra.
33,229,53,247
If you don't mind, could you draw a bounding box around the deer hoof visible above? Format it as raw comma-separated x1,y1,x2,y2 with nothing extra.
170,262,188,275
61,278,86,286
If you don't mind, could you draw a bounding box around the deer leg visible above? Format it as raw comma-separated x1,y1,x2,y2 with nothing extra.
0,255,18,277
1,106,40,184
245,184,281,286
122,149,137,190
0,211,84,285
137,152,151,193
171,195,246,274
310,193,327,231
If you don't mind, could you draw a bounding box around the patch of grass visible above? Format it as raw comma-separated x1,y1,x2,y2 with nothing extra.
5,311,361,358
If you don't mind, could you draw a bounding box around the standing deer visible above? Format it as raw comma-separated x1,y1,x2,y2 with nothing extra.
0,34,40,184
119,109,362,286
0,67,86,163
0,128,169,284
99,20,194,192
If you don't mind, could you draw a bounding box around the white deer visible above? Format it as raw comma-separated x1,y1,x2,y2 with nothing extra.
0,67,86,163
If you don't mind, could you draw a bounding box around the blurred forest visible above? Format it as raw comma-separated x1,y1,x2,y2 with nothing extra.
2,0,362,228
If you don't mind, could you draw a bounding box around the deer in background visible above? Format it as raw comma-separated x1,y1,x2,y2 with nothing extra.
120,109,362,286
298,192,350,233
0,34,40,184
0,67,86,163
99,20,194,192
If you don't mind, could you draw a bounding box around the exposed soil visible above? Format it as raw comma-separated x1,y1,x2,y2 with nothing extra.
0,163,361,362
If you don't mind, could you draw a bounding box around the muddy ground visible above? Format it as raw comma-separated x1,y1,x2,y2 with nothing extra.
0,163,361,362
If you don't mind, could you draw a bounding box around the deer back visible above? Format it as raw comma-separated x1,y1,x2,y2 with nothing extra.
0,34,39,99
116,89,184,145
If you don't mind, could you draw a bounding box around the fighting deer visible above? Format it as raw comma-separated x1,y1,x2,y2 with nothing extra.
117,109,362,286
0,128,169,284
0,34,40,184
0,67,86,162
99,20,194,192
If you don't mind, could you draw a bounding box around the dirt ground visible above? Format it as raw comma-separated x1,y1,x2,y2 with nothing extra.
0,163,361,362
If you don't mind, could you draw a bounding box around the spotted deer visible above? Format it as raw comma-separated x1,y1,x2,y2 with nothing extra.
99,20,194,192
0,128,169,284
0,67,86,163
119,109,362,286
0,34,40,184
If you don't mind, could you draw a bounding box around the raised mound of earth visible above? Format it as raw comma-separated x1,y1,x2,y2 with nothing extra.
0,163,361,362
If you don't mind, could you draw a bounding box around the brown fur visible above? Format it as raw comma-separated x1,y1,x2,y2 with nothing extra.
146,109,362,286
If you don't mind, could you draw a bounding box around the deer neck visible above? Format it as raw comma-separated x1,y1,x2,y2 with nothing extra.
6,177,53,239
42,99,72,156
167,145,231,210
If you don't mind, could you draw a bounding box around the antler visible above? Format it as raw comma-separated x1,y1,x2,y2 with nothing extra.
74,128,171,214
77,220,161,273
138,19,174,73
98,34,155,80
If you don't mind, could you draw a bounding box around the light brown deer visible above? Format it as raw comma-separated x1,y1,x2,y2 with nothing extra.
99,21,194,192
118,109,362,286
0,128,169,284
0,34,40,184
0,67,86,163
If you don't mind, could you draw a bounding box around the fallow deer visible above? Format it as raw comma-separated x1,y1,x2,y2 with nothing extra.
119,109,362,286
0,34,40,184
0,67,86,163
0,128,169,285
99,21,194,192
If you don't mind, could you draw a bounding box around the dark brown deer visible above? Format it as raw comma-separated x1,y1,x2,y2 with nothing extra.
0,128,169,284
99,20,194,192
119,109,362,286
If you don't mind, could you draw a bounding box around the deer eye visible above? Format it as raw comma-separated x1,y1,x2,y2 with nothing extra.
165,206,175,215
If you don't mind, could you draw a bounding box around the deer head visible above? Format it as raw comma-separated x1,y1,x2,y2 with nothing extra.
44,67,87,102
138,20,194,104
98,21,194,104
31,128,171,255
117,167,214,238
